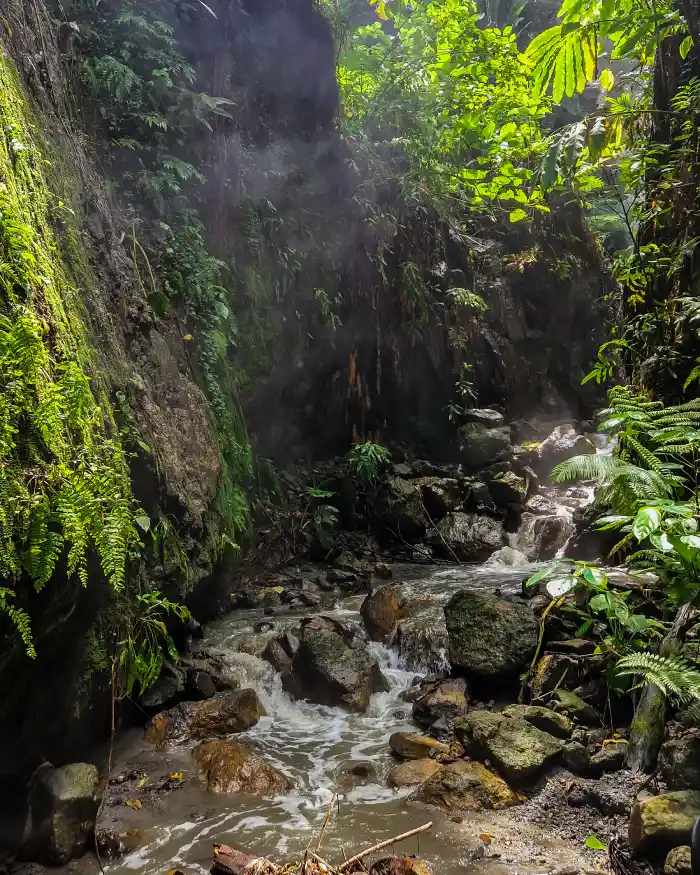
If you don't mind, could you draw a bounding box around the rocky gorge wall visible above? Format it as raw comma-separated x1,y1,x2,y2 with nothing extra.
0,0,609,777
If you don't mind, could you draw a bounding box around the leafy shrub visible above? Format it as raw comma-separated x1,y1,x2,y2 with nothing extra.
349,442,392,487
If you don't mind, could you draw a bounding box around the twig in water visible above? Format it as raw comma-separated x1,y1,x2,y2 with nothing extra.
337,823,433,872
314,793,338,853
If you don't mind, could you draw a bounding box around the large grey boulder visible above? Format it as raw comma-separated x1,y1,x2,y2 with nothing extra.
429,513,505,562
445,590,537,678
372,477,426,539
286,616,386,713
22,763,101,864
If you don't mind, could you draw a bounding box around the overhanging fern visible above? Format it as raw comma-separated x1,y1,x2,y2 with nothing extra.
616,651,700,703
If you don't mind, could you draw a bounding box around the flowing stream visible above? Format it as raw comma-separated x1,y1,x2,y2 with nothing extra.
95,446,614,875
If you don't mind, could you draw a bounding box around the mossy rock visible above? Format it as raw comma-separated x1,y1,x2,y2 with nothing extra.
502,704,573,739
445,590,537,678
193,740,290,795
145,689,264,746
387,759,442,788
412,760,520,810
629,791,700,854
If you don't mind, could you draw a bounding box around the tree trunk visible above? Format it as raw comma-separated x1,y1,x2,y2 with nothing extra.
624,604,693,772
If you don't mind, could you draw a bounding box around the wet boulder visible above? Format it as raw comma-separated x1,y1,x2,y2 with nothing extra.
145,689,264,747
562,741,591,775
286,616,386,713
372,477,427,539
361,584,411,644
193,740,290,795
412,760,519,810
139,662,185,710
412,678,469,727
429,513,505,562
396,612,449,674
660,730,700,790
456,710,562,784
445,590,537,679
418,478,463,519
387,759,442,788
530,424,596,478
488,472,528,508
262,632,299,678
389,732,450,760
464,408,505,427
460,422,512,468
629,791,700,854
21,763,101,865
665,846,692,875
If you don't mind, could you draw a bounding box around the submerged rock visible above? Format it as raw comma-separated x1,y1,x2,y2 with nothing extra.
429,513,506,561
286,616,385,713
22,763,101,865
387,759,442,788
146,689,264,747
629,791,700,854
389,732,450,760
193,740,290,795
456,710,562,783
396,612,449,674
660,730,700,790
413,760,520,810
445,590,537,678
361,584,411,644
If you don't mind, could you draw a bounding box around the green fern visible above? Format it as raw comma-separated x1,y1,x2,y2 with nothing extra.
616,652,700,703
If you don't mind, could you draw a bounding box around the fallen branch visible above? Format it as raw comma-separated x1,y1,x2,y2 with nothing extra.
337,823,433,872
315,793,337,853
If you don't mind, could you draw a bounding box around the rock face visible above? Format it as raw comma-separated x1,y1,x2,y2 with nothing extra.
361,585,410,644
22,763,101,865
456,710,562,783
445,590,538,678
660,730,700,790
193,740,290,795
629,791,700,854
460,423,512,468
145,689,264,746
412,678,469,727
429,513,505,561
286,616,385,713
389,732,451,760
387,759,442,788
413,760,520,810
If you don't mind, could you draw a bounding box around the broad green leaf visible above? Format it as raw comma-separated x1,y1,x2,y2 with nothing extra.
135,514,151,532
582,566,606,587
546,577,576,597
509,208,527,223
599,68,615,91
585,835,607,851
680,535,700,549
680,36,694,60
526,566,555,586
633,507,661,540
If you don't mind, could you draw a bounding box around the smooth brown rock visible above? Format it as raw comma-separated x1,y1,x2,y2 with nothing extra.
193,740,290,795
389,732,450,760
387,759,442,788
146,689,264,747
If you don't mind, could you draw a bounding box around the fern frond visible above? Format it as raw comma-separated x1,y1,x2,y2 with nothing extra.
550,454,625,482
616,652,700,703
